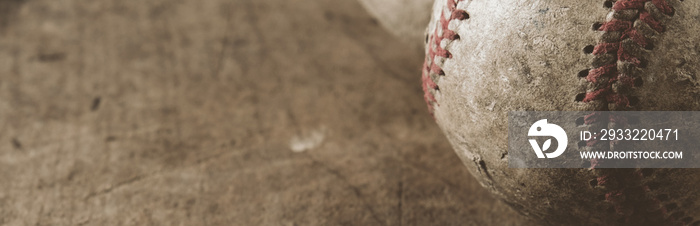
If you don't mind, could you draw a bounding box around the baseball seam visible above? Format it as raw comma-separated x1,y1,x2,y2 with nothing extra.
421,0,468,115
580,0,684,225
579,0,674,108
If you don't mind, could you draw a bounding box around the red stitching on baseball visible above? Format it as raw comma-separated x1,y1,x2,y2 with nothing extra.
594,169,684,225
421,0,467,114
582,0,674,107
582,1,680,225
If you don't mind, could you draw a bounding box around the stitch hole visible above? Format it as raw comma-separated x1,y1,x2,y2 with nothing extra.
603,1,614,8
578,69,590,78
592,22,603,31
657,194,670,201
638,58,648,68
578,140,587,148
589,179,598,187
628,96,640,106
583,45,595,54
461,11,470,20
634,77,644,87
576,117,585,126
575,93,587,102
644,42,655,50
452,10,470,20
425,34,429,44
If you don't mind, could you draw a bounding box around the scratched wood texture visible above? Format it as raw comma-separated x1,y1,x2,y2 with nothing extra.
0,0,532,225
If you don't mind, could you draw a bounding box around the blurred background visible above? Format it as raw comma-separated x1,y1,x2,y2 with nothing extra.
0,0,530,225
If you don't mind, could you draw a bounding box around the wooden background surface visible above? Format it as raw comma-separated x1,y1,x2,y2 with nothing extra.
0,0,531,225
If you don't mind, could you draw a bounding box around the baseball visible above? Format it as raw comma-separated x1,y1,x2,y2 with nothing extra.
422,0,700,225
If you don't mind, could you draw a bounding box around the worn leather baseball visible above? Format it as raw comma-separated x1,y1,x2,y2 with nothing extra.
422,0,700,225
358,0,434,46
